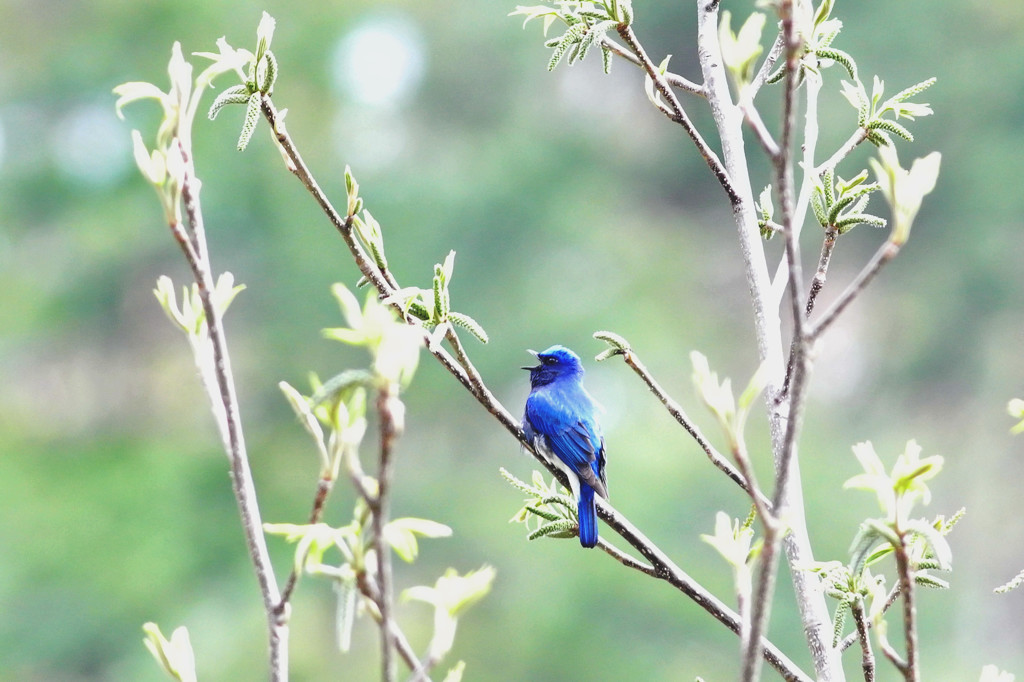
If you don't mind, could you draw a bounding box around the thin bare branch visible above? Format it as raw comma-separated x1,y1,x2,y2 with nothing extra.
614,24,738,204
176,141,287,680
806,226,838,318
748,33,785,99
742,100,781,159
371,387,402,682
808,240,899,341
815,128,869,177
878,630,909,677
617,349,772,508
599,35,706,96
278,475,335,608
771,72,823,311
732,438,778,534
260,96,393,296
358,572,428,678
893,539,920,681
839,583,901,652
851,600,876,682
597,538,657,577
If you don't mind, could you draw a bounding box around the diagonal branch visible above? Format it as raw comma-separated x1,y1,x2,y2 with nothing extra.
599,35,706,96
259,94,812,682
614,23,738,204
742,102,781,159
358,571,428,678
808,239,899,341
748,33,785,100
616,349,772,510
839,583,901,652
815,127,869,177
806,226,839,318
259,96,393,297
277,475,335,608
595,497,811,682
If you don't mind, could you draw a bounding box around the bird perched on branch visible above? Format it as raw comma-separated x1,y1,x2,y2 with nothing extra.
522,345,608,548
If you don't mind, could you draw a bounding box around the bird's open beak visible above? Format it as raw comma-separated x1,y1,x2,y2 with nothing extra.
521,349,539,371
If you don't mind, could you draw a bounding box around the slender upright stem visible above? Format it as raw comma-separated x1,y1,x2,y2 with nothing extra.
175,141,286,680
371,386,402,682
806,226,838,317
773,74,823,303
839,583,901,653
893,536,920,682
278,474,335,607
742,0,807,678
851,600,876,682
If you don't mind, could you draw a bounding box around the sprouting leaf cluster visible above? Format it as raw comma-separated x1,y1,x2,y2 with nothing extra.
754,185,777,239
702,509,763,597
814,509,961,647
691,351,768,449
501,468,583,542
142,622,197,682
808,441,961,649
264,507,475,654
382,252,489,347
869,144,942,246
154,272,245,339
114,40,241,224
402,566,496,664
510,1,633,73
845,440,949,548
593,329,631,361
813,441,962,646
766,0,856,84
807,560,887,647
810,168,885,234
339,168,488,348
719,10,767,91
320,283,423,391
847,508,960,591
202,12,280,151
273,343,492,675
841,75,936,147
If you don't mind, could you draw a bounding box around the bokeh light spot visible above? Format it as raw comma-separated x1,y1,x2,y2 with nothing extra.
331,13,426,108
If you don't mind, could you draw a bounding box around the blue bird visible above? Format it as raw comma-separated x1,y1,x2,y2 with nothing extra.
522,345,608,548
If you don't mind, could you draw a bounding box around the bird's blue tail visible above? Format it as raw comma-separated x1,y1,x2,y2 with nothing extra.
578,485,598,548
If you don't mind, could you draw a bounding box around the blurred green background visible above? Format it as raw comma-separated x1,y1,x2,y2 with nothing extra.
2,0,1023,679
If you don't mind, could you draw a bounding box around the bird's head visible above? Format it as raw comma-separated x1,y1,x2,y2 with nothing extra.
523,345,584,388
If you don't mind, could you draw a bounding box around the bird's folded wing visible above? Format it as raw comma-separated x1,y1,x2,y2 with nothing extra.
526,392,607,498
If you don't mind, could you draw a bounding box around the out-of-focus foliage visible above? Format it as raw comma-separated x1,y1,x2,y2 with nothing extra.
2,1,1024,680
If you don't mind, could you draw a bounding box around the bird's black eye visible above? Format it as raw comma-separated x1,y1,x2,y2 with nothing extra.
542,356,556,365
